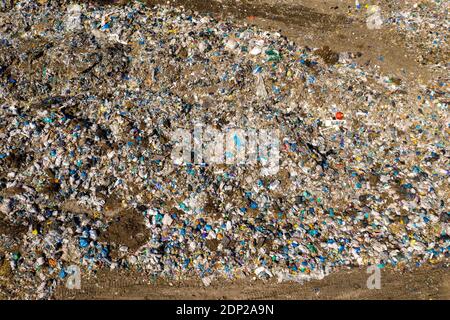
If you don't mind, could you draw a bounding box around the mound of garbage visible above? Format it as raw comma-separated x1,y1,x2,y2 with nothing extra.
0,0,448,299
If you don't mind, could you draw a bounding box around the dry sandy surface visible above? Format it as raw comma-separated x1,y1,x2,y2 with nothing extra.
54,264,449,300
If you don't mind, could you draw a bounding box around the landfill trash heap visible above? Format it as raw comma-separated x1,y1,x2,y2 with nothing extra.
0,0,448,299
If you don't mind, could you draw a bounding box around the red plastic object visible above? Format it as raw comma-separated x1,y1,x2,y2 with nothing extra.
335,112,344,120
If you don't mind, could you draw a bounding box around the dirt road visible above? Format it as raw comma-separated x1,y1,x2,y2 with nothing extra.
54,264,449,300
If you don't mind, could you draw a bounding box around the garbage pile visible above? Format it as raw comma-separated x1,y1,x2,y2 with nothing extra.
385,0,450,70
0,0,448,299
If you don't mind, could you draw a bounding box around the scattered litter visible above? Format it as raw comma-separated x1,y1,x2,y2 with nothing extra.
0,0,448,299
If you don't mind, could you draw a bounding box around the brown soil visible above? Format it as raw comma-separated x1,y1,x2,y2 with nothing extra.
0,219,27,241
98,209,150,258
54,264,449,300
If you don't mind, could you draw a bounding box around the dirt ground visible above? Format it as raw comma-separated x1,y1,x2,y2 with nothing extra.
54,263,449,300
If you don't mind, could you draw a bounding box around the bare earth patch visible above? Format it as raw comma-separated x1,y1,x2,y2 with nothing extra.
54,264,449,300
